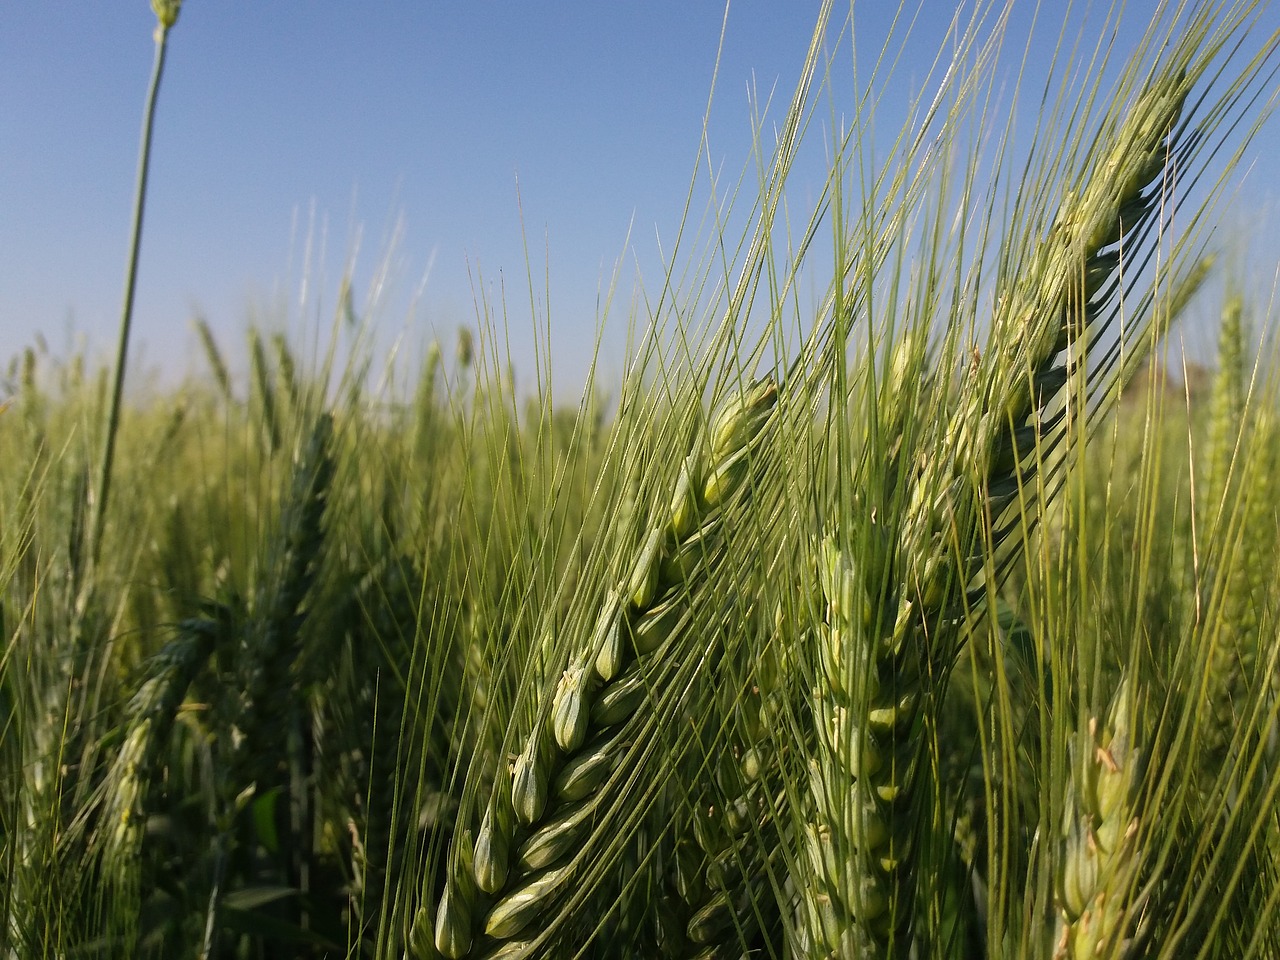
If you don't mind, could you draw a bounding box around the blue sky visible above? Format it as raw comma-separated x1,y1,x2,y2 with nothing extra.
3,2,1278,399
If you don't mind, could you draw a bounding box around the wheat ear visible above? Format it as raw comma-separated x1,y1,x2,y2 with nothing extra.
796,69,1190,957
1054,676,1145,960
796,537,921,957
102,617,221,870
202,413,334,959
430,379,778,959
232,412,334,782
907,69,1190,655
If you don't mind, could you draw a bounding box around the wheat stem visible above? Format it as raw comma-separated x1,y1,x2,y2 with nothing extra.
92,6,179,570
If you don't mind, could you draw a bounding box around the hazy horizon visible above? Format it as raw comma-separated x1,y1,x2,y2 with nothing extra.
4,1,1278,401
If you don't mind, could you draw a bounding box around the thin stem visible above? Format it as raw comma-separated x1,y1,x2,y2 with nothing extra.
92,21,172,568
201,827,227,960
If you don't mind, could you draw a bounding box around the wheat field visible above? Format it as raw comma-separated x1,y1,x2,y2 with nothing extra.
3,1,1280,958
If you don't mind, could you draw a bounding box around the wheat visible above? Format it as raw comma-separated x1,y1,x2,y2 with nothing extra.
271,331,302,424
431,378,778,958
101,618,220,868
1198,293,1257,774
7,2,1280,956
192,315,233,405
199,413,333,958
233,413,333,763
796,537,920,957
249,328,282,456
1054,676,1145,960
659,603,794,958
908,70,1190,650
793,68,1191,956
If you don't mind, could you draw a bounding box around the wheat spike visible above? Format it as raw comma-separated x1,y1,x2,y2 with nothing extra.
1054,677,1145,960
433,379,778,958
102,618,221,870
796,69,1190,957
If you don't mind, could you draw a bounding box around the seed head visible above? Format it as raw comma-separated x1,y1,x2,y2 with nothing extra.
151,0,181,29
708,377,779,463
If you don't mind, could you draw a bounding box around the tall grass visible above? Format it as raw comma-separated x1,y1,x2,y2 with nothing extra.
3,1,1280,958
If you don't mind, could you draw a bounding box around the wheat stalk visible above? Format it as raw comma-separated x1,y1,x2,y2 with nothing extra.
90,0,182,569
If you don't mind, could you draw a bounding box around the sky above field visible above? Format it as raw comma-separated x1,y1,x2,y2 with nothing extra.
3,2,1279,400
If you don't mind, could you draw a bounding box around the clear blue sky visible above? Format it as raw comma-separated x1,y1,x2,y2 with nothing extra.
2,2,1277,399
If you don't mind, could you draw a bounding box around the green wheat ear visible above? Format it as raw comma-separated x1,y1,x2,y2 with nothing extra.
791,61,1192,957
97,615,224,953
1197,293,1252,770
1202,293,1248,530
151,0,181,29
1055,676,1146,960
431,378,778,958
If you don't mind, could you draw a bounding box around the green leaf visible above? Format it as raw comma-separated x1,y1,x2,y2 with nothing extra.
221,885,298,912
250,785,282,853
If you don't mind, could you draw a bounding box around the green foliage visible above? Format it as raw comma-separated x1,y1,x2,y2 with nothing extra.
4,2,1280,958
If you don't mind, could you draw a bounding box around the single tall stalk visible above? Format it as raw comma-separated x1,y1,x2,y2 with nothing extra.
92,2,181,568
